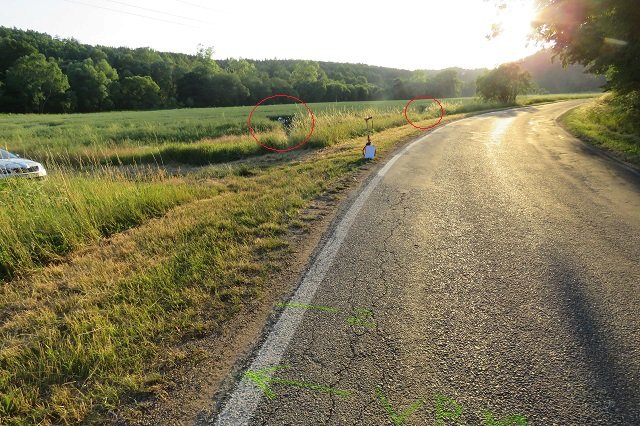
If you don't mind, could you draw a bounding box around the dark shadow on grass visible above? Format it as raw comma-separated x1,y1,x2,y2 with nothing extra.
569,137,640,177
547,251,639,423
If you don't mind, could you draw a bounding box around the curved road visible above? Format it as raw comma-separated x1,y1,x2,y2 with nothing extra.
212,101,640,425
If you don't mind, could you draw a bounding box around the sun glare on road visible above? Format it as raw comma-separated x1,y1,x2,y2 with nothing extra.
489,117,517,145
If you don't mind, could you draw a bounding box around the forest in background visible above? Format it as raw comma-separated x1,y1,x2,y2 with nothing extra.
0,26,603,113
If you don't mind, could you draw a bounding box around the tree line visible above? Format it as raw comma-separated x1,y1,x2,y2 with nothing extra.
0,27,471,113
0,24,606,114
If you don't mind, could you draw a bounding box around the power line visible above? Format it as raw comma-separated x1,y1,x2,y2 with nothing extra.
175,0,220,13
101,0,213,25
62,0,205,29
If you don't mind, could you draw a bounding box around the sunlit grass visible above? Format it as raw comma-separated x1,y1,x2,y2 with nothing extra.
0,164,215,281
561,93,640,166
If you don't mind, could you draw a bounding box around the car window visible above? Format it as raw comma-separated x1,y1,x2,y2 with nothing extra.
0,149,18,159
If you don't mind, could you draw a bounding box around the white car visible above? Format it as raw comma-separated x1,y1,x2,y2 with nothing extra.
0,149,47,179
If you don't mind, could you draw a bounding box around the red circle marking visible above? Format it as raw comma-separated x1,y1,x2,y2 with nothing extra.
403,96,445,131
247,94,316,152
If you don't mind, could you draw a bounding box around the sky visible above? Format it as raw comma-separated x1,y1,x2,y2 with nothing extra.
1,0,543,70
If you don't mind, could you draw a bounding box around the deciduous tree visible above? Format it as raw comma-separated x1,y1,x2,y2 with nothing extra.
429,69,463,98
3,53,69,112
66,58,118,111
226,58,257,77
532,0,640,94
476,63,532,104
0,37,37,79
112,75,161,110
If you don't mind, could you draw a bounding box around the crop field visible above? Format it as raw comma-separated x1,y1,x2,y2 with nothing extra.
0,93,597,423
0,93,595,165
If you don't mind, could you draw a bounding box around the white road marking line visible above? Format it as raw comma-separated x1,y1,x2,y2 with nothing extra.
213,136,432,424
213,107,535,425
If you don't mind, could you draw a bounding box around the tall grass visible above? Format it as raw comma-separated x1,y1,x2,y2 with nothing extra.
0,166,215,281
561,93,640,166
287,108,403,148
109,129,290,166
115,105,435,164
0,149,353,424
0,113,279,165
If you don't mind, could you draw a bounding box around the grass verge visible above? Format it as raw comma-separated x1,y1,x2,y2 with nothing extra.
560,93,640,167
0,169,217,281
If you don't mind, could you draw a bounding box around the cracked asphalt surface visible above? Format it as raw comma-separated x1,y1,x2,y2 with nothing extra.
214,101,640,425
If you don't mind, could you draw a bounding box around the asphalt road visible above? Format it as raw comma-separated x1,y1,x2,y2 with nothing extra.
212,101,640,425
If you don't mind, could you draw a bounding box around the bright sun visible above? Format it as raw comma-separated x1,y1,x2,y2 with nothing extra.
391,0,543,70
491,0,540,65
501,0,538,38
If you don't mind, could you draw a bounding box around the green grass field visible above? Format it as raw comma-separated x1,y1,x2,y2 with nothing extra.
561,93,640,166
0,93,599,423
